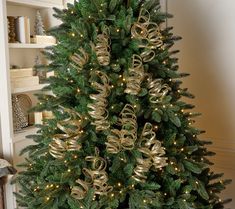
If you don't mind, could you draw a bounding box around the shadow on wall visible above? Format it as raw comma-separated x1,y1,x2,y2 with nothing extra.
168,0,235,206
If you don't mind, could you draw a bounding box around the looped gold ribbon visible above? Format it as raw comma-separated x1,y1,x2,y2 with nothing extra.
132,123,168,182
125,55,145,95
70,48,89,72
93,25,111,66
49,108,83,159
88,71,111,131
71,148,112,200
147,74,171,104
106,104,137,153
71,179,89,200
131,8,163,63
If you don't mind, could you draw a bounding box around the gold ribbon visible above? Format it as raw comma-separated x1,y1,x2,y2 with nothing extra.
125,55,145,95
106,104,137,153
132,123,168,182
88,71,111,131
71,179,89,200
70,48,89,72
49,107,83,159
93,26,111,66
147,75,171,104
71,148,112,200
131,8,163,63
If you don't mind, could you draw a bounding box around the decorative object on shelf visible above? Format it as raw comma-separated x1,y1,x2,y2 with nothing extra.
12,94,28,131
7,16,17,43
17,94,32,125
34,55,46,83
35,10,45,36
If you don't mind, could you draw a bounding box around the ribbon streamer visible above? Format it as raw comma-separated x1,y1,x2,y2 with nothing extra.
71,179,89,200
71,148,112,200
131,8,163,63
106,104,137,153
132,123,168,182
70,48,89,72
88,71,111,131
49,107,83,159
94,26,111,66
125,55,145,95
147,75,171,104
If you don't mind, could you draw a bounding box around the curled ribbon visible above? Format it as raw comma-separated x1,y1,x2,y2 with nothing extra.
106,104,137,153
71,179,89,200
147,74,171,104
132,123,168,182
125,55,145,95
131,8,163,62
93,26,111,66
71,148,112,200
70,48,89,72
49,107,83,159
88,71,111,131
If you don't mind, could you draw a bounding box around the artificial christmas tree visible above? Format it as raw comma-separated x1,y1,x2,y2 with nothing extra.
14,0,231,208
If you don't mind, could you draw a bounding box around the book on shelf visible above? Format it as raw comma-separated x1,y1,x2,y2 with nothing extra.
15,16,30,44
10,68,33,79
11,76,39,89
31,35,56,44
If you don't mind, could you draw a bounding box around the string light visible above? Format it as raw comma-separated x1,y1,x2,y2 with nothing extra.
77,88,80,93
116,29,120,32
111,193,114,197
46,197,50,201
71,33,75,37
68,169,71,172
117,183,121,187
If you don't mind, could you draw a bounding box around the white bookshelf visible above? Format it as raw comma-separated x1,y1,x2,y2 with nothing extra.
9,43,56,48
0,0,68,208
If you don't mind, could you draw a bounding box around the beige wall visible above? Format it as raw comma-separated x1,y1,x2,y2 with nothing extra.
168,0,235,207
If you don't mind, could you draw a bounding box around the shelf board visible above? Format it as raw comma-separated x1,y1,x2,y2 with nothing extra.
7,0,63,9
13,126,39,142
9,43,56,49
12,84,48,94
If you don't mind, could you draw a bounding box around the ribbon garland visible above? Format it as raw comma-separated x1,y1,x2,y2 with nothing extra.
49,108,83,159
125,55,145,95
125,9,163,96
132,123,168,182
131,8,163,62
71,148,113,200
106,104,137,153
88,71,111,131
147,74,171,104
93,26,111,66
70,48,89,72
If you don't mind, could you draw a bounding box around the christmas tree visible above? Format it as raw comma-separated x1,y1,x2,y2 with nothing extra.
14,0,232,208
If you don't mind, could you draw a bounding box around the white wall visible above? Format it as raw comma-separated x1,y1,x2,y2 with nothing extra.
168,0,235,207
